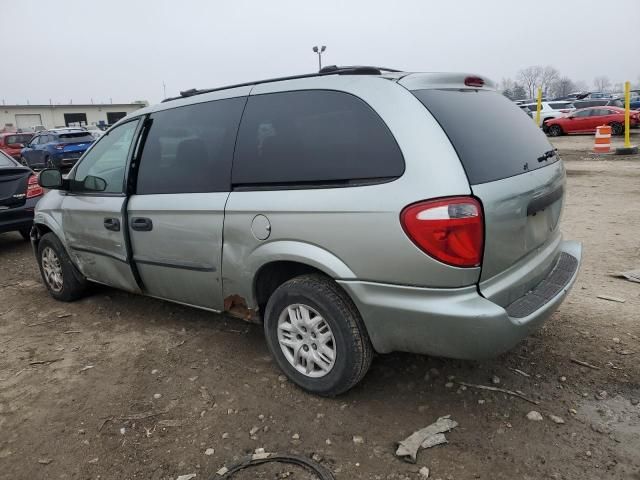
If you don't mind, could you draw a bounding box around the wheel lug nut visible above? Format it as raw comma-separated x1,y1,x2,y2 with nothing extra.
312,344,317,350
303,345,309,351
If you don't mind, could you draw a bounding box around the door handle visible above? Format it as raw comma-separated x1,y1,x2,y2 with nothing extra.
131,217,153,232
103,217,120,232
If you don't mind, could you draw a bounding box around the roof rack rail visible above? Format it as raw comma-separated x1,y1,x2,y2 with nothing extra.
162,65,402,103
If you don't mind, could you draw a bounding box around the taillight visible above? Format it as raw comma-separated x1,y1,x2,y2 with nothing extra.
400,197,484,268
464,76,484,88
26,174,44,199
54,144,65,150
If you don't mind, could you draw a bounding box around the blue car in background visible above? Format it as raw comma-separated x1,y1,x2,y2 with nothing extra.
20,128,94,170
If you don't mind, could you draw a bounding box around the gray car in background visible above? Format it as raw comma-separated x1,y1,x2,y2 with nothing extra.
32,66,582,395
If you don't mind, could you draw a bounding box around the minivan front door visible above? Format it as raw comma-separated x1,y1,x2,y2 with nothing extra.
61,119,141,292
127,96,246,310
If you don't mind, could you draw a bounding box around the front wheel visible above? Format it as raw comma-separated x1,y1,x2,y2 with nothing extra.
37,233,88,302
610,122,624,136
548,125,563,137
263,274,373,396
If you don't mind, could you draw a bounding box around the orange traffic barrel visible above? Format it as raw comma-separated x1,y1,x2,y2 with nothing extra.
593,125,611,153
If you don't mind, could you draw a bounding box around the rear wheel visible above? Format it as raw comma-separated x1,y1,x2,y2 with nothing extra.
610,122,624,136
37,233,88,302
548,125,563,137
263,274,373,396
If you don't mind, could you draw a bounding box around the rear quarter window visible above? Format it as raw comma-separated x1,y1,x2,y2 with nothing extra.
233,90,404,186
412,89,556,185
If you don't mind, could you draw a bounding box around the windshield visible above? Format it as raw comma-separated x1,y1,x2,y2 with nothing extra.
412,89,557,185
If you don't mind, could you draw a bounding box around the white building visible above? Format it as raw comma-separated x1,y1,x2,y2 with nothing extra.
0,102,148,131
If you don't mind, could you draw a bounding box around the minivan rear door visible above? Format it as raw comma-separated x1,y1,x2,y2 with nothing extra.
410,85,565,307
127,95,246,311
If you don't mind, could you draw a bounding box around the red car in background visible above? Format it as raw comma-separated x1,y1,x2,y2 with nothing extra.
0,132,34,160
544,106,640,136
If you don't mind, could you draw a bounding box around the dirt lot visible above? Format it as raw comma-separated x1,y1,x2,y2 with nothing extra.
1,133,639,480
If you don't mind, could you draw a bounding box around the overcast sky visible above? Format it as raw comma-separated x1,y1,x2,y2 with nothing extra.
2,0,638,105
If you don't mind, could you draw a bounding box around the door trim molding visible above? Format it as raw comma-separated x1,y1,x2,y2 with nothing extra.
133,256,217,272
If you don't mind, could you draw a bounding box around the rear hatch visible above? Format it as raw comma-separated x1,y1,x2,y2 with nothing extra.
59,132,94,158
408,79,565,307
0,159,31,209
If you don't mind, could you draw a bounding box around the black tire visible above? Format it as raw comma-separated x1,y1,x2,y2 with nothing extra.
263,274,373,396
37,233,88,302
610,122,624,136
548,125,563,137
19,228,31,241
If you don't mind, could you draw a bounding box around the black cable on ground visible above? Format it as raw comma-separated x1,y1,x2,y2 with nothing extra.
213,453,335,480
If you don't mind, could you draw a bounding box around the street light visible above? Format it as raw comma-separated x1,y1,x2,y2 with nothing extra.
312,45,326,71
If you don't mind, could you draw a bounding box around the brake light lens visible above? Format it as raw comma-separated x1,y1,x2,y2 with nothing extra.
26,174,44,199
54,144,65,150
464,76,484,88
400,197,484,268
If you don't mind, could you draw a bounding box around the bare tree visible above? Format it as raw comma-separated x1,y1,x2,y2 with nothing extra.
512,83,527,100
500,78,516,99
574,80,589,93
540,66,560,96
551,77,575,98
593,76,611,92
518,66,543,99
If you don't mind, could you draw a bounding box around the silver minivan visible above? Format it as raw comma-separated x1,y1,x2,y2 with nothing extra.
33,66,582,395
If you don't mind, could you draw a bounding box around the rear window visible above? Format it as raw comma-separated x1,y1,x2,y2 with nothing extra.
0,151,16,166
4,134,32,145
233,90,404,186
59,132,94,141
549,103,573,110
412,89,557,185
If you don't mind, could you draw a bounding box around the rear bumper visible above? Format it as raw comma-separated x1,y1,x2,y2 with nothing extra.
339,240,582,359
0,197,38,234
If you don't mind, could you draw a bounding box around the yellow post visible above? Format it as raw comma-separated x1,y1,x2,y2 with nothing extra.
535,87,542,127
624,81,631,148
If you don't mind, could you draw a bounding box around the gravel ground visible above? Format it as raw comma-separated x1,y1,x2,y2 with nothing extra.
1,134,639,480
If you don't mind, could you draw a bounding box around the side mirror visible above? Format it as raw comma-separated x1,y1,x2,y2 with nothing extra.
83,175,107,192
38,169,63,189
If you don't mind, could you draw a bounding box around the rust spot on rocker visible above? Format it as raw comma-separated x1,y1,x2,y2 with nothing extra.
224,294,259,323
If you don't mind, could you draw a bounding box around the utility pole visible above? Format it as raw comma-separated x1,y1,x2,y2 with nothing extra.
312,45,326,71
163,81,167,99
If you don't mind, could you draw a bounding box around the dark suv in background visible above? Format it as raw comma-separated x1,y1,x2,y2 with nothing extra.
20,128,94,170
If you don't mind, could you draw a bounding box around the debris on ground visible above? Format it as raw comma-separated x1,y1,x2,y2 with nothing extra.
526,411,543,421
176,474,196,480
612,269,640,284
549,415,565,424
419,466,430,478
395,415,457,463
78,365,94,373
491,375,501,385
456,382,539,405
596,294,626,303
511,368,531,378
38,458,52,465
569,358,600,370
205,448,215,456
352,435,364,444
